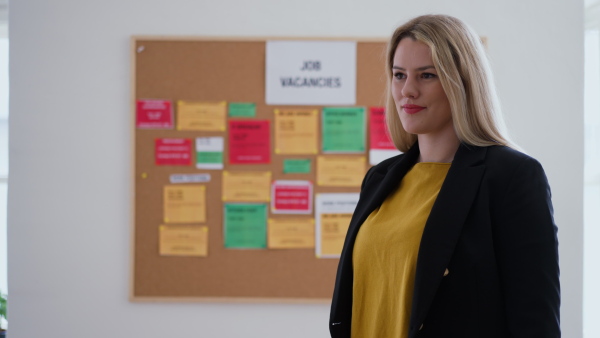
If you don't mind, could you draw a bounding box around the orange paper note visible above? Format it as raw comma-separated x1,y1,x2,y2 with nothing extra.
319,213,352,256
317,156,366,187
177,100,227,131
159,225,208,256
163,185,207,223
222,171,272,202
268,218,315,249
274,109,319,154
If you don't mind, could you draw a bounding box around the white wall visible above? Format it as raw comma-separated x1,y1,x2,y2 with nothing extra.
8,0,583,337
0,32,9,306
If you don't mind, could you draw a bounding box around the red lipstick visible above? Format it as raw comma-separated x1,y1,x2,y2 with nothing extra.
402,104,425,114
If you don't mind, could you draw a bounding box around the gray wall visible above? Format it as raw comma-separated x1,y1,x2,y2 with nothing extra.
8,0,583,337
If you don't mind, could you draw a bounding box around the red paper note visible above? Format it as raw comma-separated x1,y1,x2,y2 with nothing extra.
155,138,192,166
136,99,173,129
369,107,395,150
271,180,313,214
229,120,271,164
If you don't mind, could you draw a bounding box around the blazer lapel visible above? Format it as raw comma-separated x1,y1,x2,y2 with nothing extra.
409,144,488,333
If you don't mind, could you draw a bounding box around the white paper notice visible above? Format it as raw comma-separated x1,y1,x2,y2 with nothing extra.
196,137,224,170
266,41,357,105
315,193,359,258
169,173,211,184
369,149,402,165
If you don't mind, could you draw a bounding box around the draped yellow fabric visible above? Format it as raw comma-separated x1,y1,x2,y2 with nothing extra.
352,163,450,338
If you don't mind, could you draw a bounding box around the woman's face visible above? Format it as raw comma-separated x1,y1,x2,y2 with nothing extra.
391,38,453,138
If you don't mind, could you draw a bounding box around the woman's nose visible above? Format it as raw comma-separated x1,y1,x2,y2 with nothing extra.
401,77,419,99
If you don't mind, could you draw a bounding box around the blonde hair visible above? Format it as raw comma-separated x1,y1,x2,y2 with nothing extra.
385,14,515,152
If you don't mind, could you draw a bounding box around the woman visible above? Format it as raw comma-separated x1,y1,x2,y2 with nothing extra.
329,15,560,338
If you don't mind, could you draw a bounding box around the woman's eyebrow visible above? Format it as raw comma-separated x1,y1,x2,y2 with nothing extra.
392,65,436,71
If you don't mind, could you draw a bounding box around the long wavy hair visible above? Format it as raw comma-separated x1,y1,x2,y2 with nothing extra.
385,15,515,152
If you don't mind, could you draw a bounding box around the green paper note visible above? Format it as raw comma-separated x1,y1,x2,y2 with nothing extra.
283,159,311,174
224,203,267,249
229,102,256,118
322,107,366,153
197,151,223,164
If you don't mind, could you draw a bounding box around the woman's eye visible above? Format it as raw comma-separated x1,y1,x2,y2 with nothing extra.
393,72,406,80
422,73,437,79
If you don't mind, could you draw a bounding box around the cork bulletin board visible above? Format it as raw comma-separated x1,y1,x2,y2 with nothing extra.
131,37,388,302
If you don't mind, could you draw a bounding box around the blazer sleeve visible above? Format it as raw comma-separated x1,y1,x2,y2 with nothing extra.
493,156,560,337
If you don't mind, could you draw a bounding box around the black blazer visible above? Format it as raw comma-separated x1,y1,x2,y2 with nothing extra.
329,144,560,338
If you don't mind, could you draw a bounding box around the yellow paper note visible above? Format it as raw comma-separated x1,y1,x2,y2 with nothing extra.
176,100,227,131
159,225,208,256
274,109,319,154
317,156,366,187
222,171,272,202
268,218,315,249
163,185,206,223
319,213,352,256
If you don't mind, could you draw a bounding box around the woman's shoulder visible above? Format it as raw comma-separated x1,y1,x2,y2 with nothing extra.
482,145,547,180
484,145,541,166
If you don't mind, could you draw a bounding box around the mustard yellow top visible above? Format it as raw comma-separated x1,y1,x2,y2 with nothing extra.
351,162,451,338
